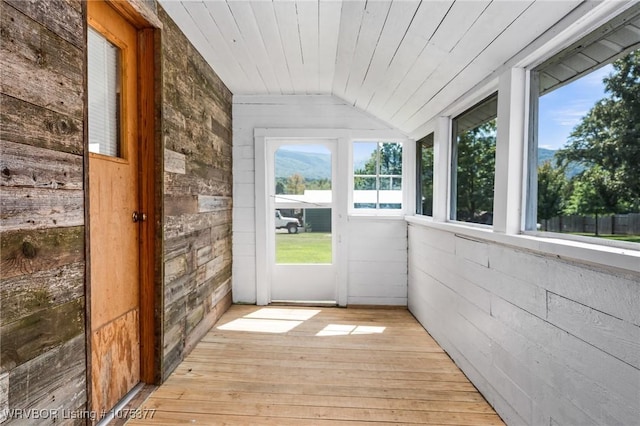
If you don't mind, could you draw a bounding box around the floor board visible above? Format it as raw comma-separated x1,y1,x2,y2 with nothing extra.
127,305,504,425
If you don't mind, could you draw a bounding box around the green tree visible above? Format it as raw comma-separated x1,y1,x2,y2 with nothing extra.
285,173,305,195
564,166,622,236
419,145,434,216
275,181,285,194
355,143,403,191
306,178,331,190
537,161,567,231
379,143,403,175
557,51,640,213
455,120,496,224
356,143,403,174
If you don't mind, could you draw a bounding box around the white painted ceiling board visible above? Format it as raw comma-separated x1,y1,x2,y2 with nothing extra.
274,0,306,93
296,1,320,94
352,0,421,109
402,0,584,134
226,1,282,94
186,1,257,91
249,1,295,94
369,44,447,124
158,0,596,138
203,1,270,93
363,1,454,117
318,0,342,93
390,0,535,126
332,0,366,97
428,0,492,53
342,0,392,104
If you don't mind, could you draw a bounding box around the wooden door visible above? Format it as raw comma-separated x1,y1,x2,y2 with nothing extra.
88,1,141,415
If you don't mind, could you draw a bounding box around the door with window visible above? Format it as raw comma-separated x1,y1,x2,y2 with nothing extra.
87,1,142,415
268,140,338,303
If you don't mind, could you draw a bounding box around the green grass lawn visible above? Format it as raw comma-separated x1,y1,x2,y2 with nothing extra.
571,233,640,244
276,232,332,264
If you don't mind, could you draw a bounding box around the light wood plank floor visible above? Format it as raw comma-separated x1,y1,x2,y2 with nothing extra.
128,305,504,425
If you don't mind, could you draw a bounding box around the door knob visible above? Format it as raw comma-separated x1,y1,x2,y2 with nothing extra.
132,211,147,222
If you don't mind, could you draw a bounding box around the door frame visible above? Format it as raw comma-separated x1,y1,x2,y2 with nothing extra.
255,128,349,306
268,138,338,302
83,0,162,412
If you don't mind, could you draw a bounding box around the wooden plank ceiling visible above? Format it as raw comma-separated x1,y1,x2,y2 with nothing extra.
159,0,584,137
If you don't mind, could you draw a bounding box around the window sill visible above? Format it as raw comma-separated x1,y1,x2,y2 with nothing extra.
405,215,640,273
349,212,407,221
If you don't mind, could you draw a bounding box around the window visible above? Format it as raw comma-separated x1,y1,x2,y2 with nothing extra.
88,27,122,157
416,133,434,216
353,141,403,210
529,6,640,244
451,95,497,225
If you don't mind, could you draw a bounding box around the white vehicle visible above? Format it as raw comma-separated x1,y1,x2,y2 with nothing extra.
275,210,300,234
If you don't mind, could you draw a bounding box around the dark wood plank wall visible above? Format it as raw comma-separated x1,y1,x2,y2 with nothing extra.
158,5,233,381
1,0,234,420
0,0,87,423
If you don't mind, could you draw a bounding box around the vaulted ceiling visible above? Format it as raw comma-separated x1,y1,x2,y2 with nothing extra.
159,0,586,137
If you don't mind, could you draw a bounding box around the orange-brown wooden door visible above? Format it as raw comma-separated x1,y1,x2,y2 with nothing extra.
88,1,141,415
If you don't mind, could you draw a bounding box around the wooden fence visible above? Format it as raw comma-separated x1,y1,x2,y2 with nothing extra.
541,213,640,235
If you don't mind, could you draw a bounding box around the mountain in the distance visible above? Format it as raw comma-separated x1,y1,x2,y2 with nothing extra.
274,147,581,181
538,148,556,165
538,147,583,177
275,149,332,180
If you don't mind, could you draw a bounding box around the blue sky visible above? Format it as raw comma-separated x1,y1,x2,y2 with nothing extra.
538,64,613,150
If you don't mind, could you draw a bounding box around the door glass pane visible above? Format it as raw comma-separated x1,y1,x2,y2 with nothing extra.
88,27,121,157
274,145,332,264
275,208,332,264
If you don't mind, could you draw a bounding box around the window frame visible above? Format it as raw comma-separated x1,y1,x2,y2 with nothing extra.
349,139,409,216
407,2,639,273
449,93,499,227
524,5,640,247
416,133,434,216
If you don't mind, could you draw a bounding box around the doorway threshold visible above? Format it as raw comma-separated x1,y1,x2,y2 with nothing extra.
270,300,338,307
96,383,157,426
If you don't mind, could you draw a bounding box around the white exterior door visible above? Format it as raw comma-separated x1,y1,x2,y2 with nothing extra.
267,139,338,303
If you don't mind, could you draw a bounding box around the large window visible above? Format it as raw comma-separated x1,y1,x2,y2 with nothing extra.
451,95,497,225
353,141,403,210
530,6,640,244
416,133,434,216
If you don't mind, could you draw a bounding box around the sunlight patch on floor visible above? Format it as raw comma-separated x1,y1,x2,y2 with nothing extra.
217,308,322,333
217,318,303,333
244,308,321,321
316,324,386,336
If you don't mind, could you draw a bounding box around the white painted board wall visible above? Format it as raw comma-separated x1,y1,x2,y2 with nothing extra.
232,95,408,305
408,222,640,426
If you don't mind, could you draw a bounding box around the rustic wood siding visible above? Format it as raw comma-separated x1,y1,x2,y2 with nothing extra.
1,0,234,418
159,5,233,381
0,0,86,423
